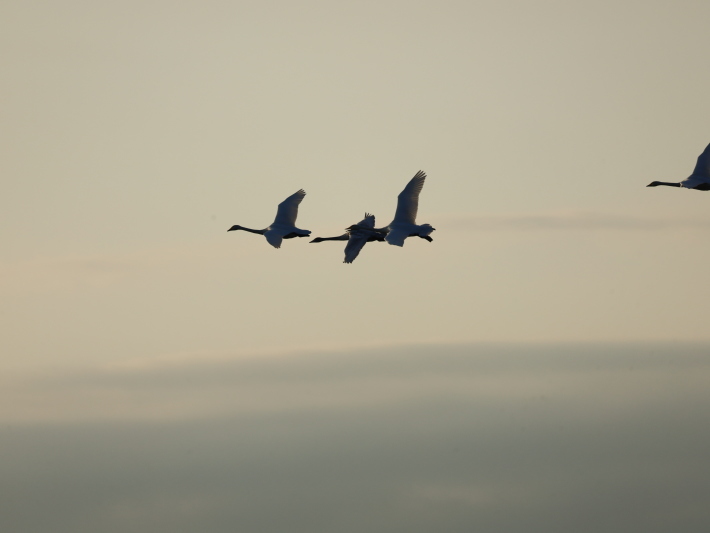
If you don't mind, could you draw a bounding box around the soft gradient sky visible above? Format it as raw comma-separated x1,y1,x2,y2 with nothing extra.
2,0,710,530
3,0,710,370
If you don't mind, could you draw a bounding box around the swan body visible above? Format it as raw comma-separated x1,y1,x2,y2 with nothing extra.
228,189,311,248
349,171,435,247
311,213,383,263
647,142,710,191
383,170,435,246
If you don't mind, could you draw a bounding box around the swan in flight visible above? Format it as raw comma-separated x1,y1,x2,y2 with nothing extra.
647,142,710,191
310,213,384,263
349,170,435,247
228,189,311,248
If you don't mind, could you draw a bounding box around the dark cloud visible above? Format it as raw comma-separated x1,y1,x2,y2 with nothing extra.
1,343,709,532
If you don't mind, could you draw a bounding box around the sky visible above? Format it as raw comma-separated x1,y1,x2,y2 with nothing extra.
2,0,710,530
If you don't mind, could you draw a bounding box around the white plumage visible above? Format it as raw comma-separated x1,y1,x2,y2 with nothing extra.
228,189,311,248
383,170,435,246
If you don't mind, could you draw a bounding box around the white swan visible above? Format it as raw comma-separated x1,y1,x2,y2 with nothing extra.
647,142,710,191
310,213,384,263
228,189,311,248
349,171,435,247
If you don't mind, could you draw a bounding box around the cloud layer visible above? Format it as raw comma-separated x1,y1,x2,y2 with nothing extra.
1,343,709,532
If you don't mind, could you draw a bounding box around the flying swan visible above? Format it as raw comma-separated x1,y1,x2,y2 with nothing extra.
647,142,710,191
228,189,311,248
348,170,435,247
310,213,384,263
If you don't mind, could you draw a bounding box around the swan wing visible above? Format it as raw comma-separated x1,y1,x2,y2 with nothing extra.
690,142,710,179
358,212,376,228
384,227,408,247
264,230,283,249
393,171,426,224
343,233,369,263
274,189,306,226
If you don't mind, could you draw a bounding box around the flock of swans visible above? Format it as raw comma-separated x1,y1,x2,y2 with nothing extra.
228,170,435,263
228,142,710,264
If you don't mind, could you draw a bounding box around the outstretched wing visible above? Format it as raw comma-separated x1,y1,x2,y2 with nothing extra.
343,233,369,263
393,171,426,224
274,189,306,225
690,143,710,179
357,212,375,228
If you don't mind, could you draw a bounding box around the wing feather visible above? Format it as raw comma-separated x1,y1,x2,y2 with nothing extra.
393,171,426,224
274,189,306,225
357,212,376,228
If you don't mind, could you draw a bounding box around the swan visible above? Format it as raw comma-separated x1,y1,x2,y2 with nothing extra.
647,142,710,191
310,213,384,263
228,189,311,248
348,171,435,247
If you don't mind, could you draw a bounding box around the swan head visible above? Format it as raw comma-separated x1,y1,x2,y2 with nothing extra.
646,181,662,187
227,225,242,231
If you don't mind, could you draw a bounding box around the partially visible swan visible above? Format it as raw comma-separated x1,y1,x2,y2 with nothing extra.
228,189,311,248
349,171,434,247
310,213,383,263
647,142,710,191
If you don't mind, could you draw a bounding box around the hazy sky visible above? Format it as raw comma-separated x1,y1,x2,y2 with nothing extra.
3,0,710,368
2,0,710,530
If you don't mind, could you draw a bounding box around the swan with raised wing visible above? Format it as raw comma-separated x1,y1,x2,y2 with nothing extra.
348,170,434,247
647,142,710,191
310,213,384,263
228,189,311,248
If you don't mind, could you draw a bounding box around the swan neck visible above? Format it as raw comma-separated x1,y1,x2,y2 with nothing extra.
234,226,265,234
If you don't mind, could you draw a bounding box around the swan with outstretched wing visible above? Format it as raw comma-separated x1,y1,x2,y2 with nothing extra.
347,171,435,247
228,189,311,248
310,213,384,263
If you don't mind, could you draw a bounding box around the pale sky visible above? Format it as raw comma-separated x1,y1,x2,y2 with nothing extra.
2,1,710,530
3,0,710,371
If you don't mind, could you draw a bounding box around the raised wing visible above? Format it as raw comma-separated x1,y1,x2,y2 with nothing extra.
357,212,375,228
273,189,306,226
690,143,710,179
392,171,426,224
